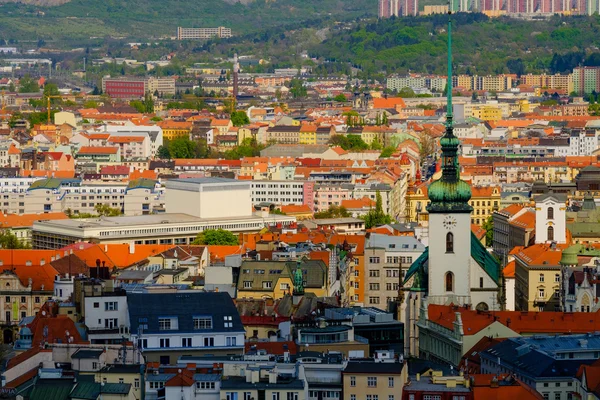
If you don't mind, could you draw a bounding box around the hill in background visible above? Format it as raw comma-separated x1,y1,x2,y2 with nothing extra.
0,0,375,42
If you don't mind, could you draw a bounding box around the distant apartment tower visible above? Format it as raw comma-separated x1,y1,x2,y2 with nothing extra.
573,66,600,94
379,0,416,17
101,77,176,99
399,0,418,16
505,0,535,12
176,26,232,40
520,73,573,93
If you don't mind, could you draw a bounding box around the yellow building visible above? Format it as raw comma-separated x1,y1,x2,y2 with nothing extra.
157,120,192,140
513,243,565,311
343,355,407,400
471,105,502,121
299,125,318,145
236,260,328,299
93,365,142,400
470,186,501,225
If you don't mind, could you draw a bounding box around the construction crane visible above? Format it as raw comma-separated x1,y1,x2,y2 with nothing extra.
45,94,61,124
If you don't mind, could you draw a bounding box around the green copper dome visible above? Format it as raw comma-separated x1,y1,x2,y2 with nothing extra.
428,179,472,213
560,244,581,266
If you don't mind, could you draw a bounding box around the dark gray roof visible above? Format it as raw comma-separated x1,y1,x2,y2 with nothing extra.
127,291,244,334
220,376,304,390
71,349,103,359
343,361,404,374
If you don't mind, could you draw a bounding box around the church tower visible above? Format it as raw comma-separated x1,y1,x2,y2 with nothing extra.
425,13,474,306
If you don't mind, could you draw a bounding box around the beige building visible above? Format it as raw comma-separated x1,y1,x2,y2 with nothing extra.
342,352,407,400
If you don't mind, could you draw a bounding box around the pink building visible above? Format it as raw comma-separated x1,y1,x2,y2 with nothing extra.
313,185,351,212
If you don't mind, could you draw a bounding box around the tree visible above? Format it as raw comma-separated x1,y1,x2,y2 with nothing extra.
379,146,396,158
43,83,60,98
192,229,238,245
231,111,250,127
482,216,493,247
362,191,393,229
129,100,145,113
289,78,307,98
419,133,435,160
333,93,347,102
84,100,98,108
168,137,197,159
314,205,350,219
8,82,15,92
370,137,383,150
94,204,121,216
157,145,171,159
18,74,39,93
143,92,154,113
397,87,416,98
0,230,30,249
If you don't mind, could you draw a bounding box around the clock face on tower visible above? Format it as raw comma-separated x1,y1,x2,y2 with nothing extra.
443,216,457,230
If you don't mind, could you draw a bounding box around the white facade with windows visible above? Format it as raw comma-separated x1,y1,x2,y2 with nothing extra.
84,293,130,343
535,193,567,244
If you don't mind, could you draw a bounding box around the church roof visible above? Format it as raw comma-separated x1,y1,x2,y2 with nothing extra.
403,232,501,289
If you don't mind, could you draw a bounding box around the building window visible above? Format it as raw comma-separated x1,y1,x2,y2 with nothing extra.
542,393,549,400
182,337,192,347
388,377,394,387
540,274,545,282
20,297,25,303
224,316,233,328
350,376,356,387
263,281,273,289
193,317,212,330
287,393,298,400
547,226,554,241
445,272,454,292
548,207,554,220
539,288,545,299
105,301,118,311
369,297,380,304
226,393,238,400
272,393,280,400
134,379,140,388
226,336,237,346
93,302,99,308
159,338,170,348
446,232,454,253
480,277,484,288
367,377,377,387
204,337,214,347
389,396,395,400
158,318,173,330
350,396,356,400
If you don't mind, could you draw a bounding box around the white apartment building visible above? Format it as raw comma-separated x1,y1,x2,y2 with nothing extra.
176,26,232,40
363,234,426,306
250,180,314,205
84,291,130,344
104,125,163,156
107,135,151,159
568,129,600,156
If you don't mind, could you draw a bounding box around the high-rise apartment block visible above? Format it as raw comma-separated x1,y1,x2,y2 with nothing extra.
378,0,418,17
452,74,513,92
176,27,232,40
573,66,600,94
520,73,573,93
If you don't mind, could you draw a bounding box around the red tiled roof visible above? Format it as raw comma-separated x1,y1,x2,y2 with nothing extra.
428,303,600,335
244,341,298,355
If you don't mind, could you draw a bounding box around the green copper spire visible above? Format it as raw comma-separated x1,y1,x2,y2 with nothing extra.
426,8,472,214
446,8,453,126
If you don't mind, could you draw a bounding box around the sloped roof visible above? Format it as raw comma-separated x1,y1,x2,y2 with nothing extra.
127,291,244,334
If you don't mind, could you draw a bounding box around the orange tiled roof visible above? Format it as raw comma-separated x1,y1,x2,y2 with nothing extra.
0,212,68,229
279,204,313,214
471,224,486,240
510,210,535,230
108,136,145,144
503,260,516,278
341,197,376,210
373,97,406,109
78,146,119,155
